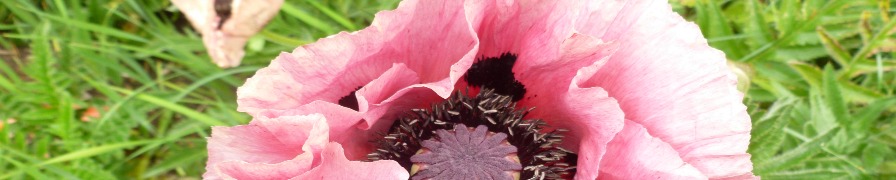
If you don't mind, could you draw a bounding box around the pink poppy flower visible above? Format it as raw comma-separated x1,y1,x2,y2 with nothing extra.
209,0,756,179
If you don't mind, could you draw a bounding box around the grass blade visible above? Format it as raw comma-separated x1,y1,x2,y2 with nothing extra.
38,140,156,166
306,0,357,30
113,87,228,126
755,127,840,173
281,2,336,34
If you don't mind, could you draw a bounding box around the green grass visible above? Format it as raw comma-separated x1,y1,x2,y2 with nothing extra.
0,0,893,179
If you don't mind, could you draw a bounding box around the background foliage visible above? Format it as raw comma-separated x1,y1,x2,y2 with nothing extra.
0,0,893,179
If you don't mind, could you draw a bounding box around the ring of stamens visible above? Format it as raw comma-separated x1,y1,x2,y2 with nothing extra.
368,89,577,180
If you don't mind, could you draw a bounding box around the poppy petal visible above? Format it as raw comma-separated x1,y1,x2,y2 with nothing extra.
486,35,625,179
599,120,706,179
205,114,329,179
237,0,480,120
213,153,314,180
292,142,409,180
575,0,755,178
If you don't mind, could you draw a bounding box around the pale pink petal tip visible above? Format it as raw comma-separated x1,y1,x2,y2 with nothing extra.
204,114,328,179
599,120,707,180
236,0,478,117
204,112,406,180
293,142,410,180
573,0,755,178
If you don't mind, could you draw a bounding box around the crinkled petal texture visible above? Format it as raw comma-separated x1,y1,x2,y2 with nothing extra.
466,1,626,179
237,0,481,125
574,0,756,179
237,0,492,162
599,120,707,179
463,0,753,179
232,0,485,177
204,114,407,179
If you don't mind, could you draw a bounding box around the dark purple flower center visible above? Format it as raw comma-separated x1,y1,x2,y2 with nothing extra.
410,124,521,180
338,87,362,111
465,53,527,101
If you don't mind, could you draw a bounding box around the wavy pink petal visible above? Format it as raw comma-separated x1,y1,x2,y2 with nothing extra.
518,35,624,179
237,0,482,123
353,63,444,131
205,114,329,179
558,52,622,179
292,142,409,180
257,101,379,161
253,96,434,161
574,0,755,178
467,1,628,178
213,153,314,180
207,112,406,179
599,120,706,179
